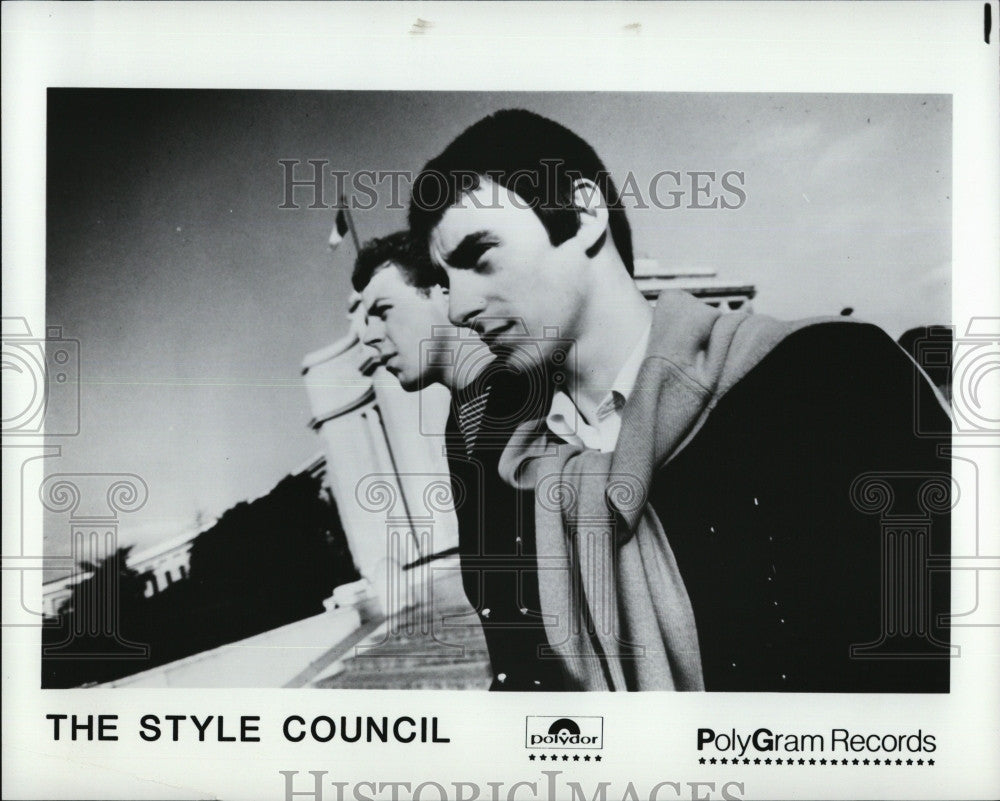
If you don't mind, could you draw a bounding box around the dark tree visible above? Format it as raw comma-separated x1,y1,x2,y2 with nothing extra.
42,546,151,687
43,469,359,687
187,470,359,641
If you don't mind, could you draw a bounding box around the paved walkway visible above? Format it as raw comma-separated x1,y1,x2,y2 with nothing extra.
102,605,363,688
314,567,490,690
98,561,490,689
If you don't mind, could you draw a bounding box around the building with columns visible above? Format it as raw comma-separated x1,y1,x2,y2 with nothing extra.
41,531,195,618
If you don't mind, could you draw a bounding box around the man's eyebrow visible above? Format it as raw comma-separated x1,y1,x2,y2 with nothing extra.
442,231,497,269
365,297,388,316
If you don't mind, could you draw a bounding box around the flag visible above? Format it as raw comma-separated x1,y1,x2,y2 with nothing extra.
328,207,350,250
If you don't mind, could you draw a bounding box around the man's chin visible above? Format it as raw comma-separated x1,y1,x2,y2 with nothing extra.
397,375,423,393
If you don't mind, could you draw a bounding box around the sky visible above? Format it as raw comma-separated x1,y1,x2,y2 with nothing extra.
44,90,951,564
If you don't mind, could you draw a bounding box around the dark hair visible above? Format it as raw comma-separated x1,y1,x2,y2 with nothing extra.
351,230,442,293
407,109,634,276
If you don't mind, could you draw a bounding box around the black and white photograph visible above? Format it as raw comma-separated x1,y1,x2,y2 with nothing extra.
37,88,954,694
3,3,998,801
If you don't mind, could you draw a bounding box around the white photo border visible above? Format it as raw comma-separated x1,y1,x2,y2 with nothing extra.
3,3,998,800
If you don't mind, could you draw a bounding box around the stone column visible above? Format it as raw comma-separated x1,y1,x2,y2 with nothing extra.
303,332,397,615
302,335,459,619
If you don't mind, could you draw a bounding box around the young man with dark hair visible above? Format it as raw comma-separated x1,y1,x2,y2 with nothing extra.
408,108,952,692
410,109,634,277
353,230,566,690
410,110,650,449
352,230,455,392
353,230,443,298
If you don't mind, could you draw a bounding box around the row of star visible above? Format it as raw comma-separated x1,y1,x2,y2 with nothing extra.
527,754,603,761
697,757,936,766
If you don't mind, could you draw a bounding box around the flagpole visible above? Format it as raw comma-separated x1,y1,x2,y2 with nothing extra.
340,194,362,252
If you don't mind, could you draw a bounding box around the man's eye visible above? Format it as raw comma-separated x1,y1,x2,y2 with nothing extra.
448,240,498,270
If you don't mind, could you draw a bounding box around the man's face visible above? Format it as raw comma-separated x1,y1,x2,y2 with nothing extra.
360,263,450,391
428,180,589,370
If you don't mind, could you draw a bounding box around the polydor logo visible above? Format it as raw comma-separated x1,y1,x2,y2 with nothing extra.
525,717,604,749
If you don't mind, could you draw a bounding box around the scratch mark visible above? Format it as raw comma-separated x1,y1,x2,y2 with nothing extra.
411,18,433,35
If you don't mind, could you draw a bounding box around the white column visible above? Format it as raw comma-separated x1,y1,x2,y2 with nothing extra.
302,331,459,617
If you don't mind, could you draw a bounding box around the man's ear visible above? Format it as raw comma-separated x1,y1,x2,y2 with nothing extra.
570,179,610,254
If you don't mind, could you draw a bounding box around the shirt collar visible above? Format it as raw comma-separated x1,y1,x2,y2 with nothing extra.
545,322,651,450
607,323,651,408
545,391,582,444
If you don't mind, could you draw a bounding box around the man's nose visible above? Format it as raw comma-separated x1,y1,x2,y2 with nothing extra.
362,320,382,348
446,274,485,328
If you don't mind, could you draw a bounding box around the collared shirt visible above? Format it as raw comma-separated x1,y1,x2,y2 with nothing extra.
545,324,651,452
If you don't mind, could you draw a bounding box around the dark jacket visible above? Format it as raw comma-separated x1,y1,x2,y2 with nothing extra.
445,367,566,691
647,322,951,691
